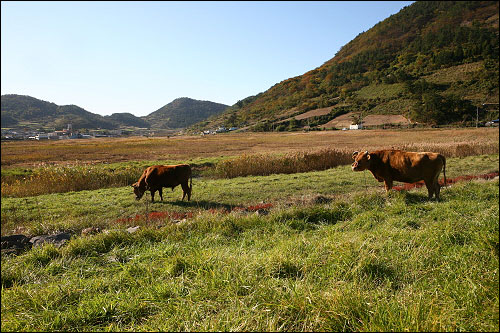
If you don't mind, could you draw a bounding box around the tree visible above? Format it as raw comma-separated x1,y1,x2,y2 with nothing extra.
224,112,238,128
410,92,474,125
351,113,362,125
288,118,298,131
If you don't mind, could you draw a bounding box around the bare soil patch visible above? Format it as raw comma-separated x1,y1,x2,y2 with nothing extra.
362,114,410,126
294,107,333,120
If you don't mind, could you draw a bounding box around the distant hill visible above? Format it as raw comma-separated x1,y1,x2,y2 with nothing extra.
104,113,150,128
144,97,229,129
190,1,499,132
1,95,228,131
0,95,118,130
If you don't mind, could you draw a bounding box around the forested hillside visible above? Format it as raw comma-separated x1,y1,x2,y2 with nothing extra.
144,97,229,129
192,1,499,132
0,95,118,130
104,113,150,128
1,95,228,131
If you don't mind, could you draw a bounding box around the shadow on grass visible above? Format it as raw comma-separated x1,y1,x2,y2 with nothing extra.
155,199,240,212
397,190,441,205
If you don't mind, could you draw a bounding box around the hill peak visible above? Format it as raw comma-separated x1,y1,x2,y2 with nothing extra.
145,98,229,129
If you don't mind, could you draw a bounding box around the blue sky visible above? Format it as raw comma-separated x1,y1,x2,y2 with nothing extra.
1,1,413,117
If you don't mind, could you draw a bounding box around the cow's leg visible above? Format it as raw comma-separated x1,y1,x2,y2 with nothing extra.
434,181,441,201
384,179,393,192
150,189,155,203
424,179,434,199
433,174,441,201
158,187,163,201
181,182,190,201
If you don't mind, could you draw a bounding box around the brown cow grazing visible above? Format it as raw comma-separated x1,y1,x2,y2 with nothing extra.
132,164,192,202
351,150,446,200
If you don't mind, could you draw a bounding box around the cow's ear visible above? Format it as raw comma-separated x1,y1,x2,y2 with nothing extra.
352,151,359,159
131,183,137,188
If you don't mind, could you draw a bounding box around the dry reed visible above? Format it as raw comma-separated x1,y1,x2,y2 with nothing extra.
214,149,356,178
214,141,499,178
1,164,142,198
395,141,499,158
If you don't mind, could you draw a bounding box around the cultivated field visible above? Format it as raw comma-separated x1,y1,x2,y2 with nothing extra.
1,128,499,332
2,128,498,167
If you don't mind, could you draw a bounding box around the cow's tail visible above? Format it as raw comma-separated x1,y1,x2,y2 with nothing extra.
441,155,447,188
189,174,193,194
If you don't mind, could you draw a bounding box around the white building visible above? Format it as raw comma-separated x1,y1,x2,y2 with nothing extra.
35,134,49,140
349,123,363,130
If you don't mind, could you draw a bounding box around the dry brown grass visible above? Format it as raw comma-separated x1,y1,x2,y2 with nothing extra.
2,128,498,168
214,149,352,178
1,164,142,197
214,139,499,178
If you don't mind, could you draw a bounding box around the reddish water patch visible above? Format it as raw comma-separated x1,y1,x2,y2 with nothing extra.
392,172,499,191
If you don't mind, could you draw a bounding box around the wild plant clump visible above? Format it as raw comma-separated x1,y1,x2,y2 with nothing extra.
1,163,142,197
214,149,352,178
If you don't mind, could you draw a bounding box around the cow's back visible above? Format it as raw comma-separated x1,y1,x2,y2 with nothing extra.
145,164,191,188
375,150,444,183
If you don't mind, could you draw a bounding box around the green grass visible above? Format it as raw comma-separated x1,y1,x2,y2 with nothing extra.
2,180,498,331
370,98,415,115
1,154,498,236
355,83,405,100
1,154,499,331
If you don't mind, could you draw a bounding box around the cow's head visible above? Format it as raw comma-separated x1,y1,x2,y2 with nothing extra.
351,150,371,171
131,182,146,200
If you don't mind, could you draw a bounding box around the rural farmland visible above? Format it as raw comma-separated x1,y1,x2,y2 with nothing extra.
1,128,499,331
2,0,499,331
2,128,499,167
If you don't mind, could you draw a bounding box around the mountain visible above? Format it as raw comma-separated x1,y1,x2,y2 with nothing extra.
1,95,228,131
144,97,229,129
1,94,117,130
104,113,150,128
190,1,499,132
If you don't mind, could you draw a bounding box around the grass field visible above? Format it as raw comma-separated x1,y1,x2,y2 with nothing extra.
1,129,499,331
0,153,498,235
2,128,498,167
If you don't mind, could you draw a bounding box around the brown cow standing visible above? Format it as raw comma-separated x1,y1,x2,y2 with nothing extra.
132,164,192,202
351,150,446,200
